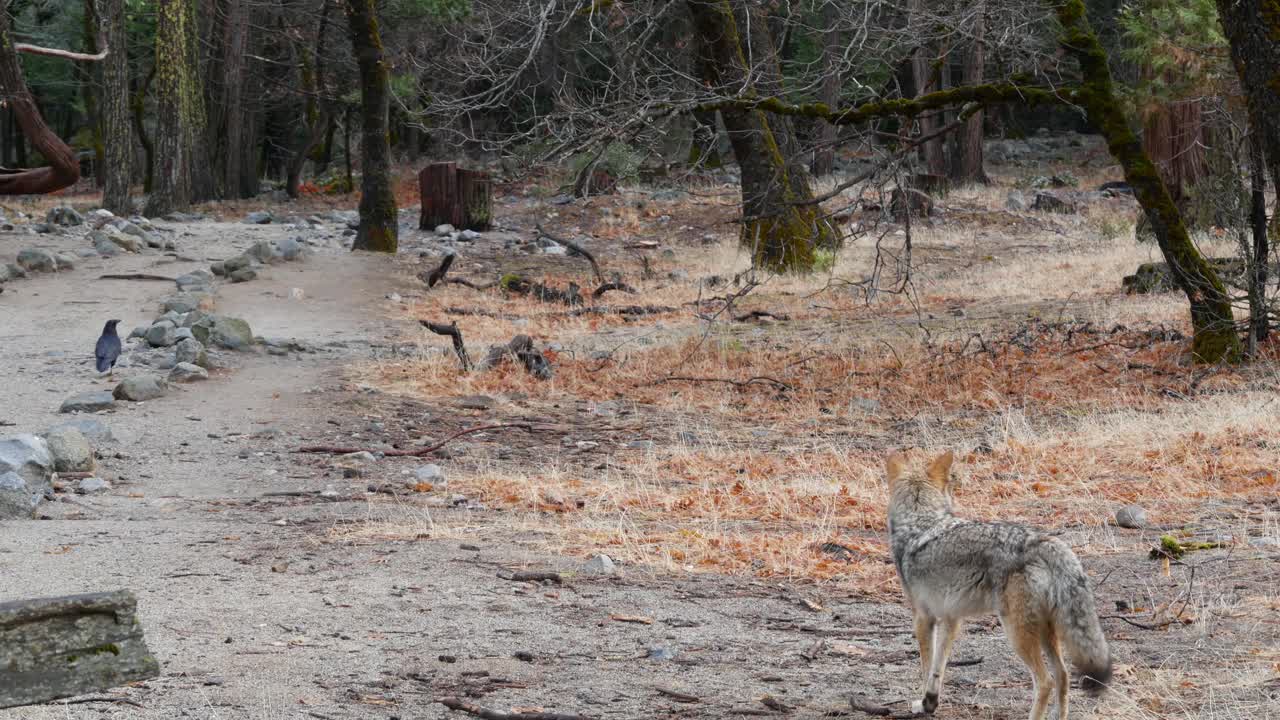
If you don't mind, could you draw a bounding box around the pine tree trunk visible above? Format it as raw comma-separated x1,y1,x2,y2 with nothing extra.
810,2,841,177
1058,0,1240,363
1215,0,1280,203
146,0,210,215
1247,129,1268,351
909,0,946,177
131,65,155,194
951,1,987,184
80,0,105,189
687,0,835,273
344,0,397,253
100,0,131,213
220,0,250,199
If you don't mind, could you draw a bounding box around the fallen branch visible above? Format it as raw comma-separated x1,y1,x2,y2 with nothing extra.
734,310,790,322
591,281,636,299
438,697,596,720
655,687,699,703
535,224,604,283
655,375,794,391
421,253,456,288
421,320,471,371
502,274,583,306
847,698,918,719
480,335,553,379
98,274,175,282
568,304,675,317
15,43,109,62
446,277,498,291
48,696,144,709
504,571,562,584
293,423,528,457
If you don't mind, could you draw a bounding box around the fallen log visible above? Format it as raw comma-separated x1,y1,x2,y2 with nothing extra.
0,590,160,709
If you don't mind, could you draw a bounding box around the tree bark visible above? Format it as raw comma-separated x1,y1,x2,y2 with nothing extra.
810,2,841,177
0,12,83,195
145,0,211,216
100,0,131,213
1215,0,1280,210
1058,0,1240,363
909,0,946,177
131,64,156,194
220,0,251,199
1247,128,1268,352
686,0,836,273
80,0,105,188
951,1,987,184
344,0,398,252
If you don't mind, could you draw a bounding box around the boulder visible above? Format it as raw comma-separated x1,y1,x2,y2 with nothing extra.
245,240,285,264
169,362,209,382
174,337,209,368
16,248,58,273
0,435,53,518
46,206,84,226
45,418,115,445
59,391,117,414
1031,191,1078,214
42,426,95,473
113,375,168,402
243,211,273,225
190,314,253,350
145,321,178,348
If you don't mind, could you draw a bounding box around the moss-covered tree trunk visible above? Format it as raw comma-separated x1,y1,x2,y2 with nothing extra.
344,0,397,253
1058,0,1240,363
686,0,835,273
146,0,212,216
100,0,131,213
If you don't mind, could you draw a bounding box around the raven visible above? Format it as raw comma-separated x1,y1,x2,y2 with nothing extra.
95,319,122,376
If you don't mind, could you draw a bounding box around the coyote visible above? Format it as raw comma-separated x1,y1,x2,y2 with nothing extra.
886,451,1111,719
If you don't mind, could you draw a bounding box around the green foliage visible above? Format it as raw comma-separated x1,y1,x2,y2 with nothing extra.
1118,0,1231,103
812,248,837,273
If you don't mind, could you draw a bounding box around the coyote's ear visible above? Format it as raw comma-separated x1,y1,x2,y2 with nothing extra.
925,451,954,488
886,453,908,484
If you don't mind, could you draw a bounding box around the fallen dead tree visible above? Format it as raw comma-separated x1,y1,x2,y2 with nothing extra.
480,334,553,379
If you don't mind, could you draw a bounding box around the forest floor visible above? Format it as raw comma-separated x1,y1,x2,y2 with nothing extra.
1,149,1279,720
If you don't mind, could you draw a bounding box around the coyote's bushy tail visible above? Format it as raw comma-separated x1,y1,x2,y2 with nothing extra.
1051,559,1113,696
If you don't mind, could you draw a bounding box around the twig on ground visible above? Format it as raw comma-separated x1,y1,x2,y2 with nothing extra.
98,273,175,282
535,223,604,283
438,697,595,720
502,570,562,584
52,697,145,709
293,423,528,457
446,277,498,291
734,310,790,322
847,697,918,719
591,281,636,299
421,253,456,288
654,375,794,392
655,687,700,703
568,304,675,317
421,320,472,371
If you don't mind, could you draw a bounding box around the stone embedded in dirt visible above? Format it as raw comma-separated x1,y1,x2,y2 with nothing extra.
455,395,496,411
229,267,258,283
1115,505,1148,529
582,554,616,576
413,464,445,484
1006,190,1028,211
93,234,123,257
42,426,95,473
76,477,110,494
434,224,455,236
169,362,209,383
246,240,285,264
0,434,53,519
59,391,117,414
1030,191,1078,214
54,253,76,271
86,208,115,228
174,272,213,294
627,440,655,452
459,229,481,241
46,206,84,226
243,211,273,225
113,375,168,402
145,321,178,348
16,248,58,273
276,236,304,260
647,646,676,661
191,314,254,350
46,418,115,445
162,294,206,315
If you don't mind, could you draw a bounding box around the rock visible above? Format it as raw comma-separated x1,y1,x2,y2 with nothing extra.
113,375,168,402
459,229,481,241
54,253,76,271
76,477,111,494
627,440,655,452
455,395,496,410
145,321,178,347
174,271,213,292
16,248,58,273
1121,258,1260,295
74,247,98,258
46,418,115,445
46,206,84,226
647,646,676,661
86,208,115,227
1029,173,1078,189
169,362,209,383
243,211,273,224
1098,180,1133,195
1031,191,1078,214
246,240,285,264
43,426,95,473
162,294,206,314
434,224,456,236
0,435,52,518
582,554,616,575
1005,190,1028,211
106,227,142,252
93,234,122,257
229,267,257,283
341,451,377,464
276,236,303,260
413,464,445,484
1114,505,1147,529
191,315,254,350
164,211,204,223
59,391,117,413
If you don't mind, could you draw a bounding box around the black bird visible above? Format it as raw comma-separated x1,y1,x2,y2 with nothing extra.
95,319,122,376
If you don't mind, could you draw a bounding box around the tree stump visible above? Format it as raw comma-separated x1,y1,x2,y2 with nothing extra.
419,162,492,231
0,590,160,708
